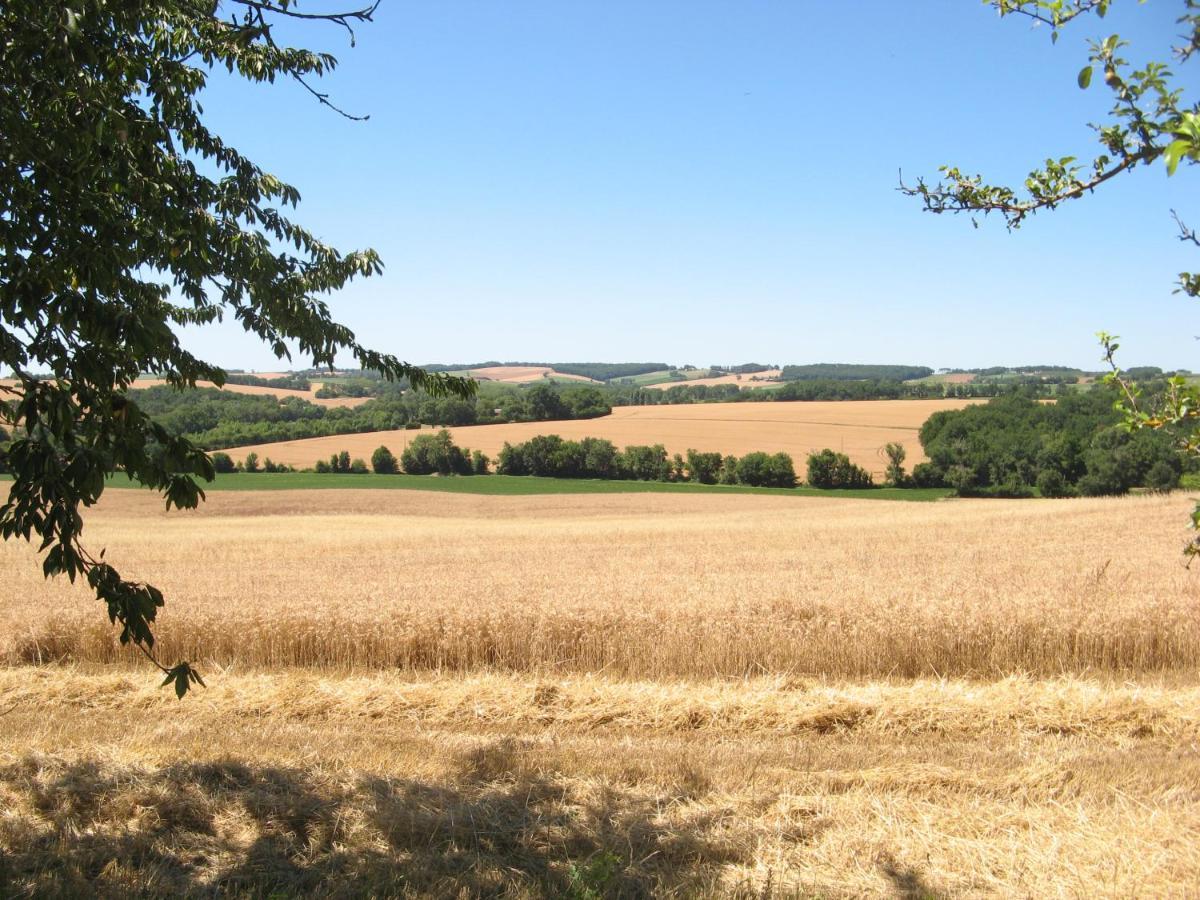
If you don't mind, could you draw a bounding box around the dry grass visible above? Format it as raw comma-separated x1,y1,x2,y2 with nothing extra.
2,488,1198,678
2,488,1199,895
225,398,984,476
0,667,1197,897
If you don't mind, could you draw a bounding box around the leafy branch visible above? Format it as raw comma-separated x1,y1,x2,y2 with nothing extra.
1,0,476,696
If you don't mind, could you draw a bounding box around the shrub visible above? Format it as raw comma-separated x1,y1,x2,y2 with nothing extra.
993,474,1034,499
371,445,398,475
314,459,331,473
579,438,620,479
402,430,470,475
349,457,369,474
736,451,795,487
686,450,723,485
719,455,739,485
1146,459,1180,493
620,444,671,481
910,462,944,488
471,450,490,475
243,451,260,473
210,451,235,474
806,449,872,489
883,442,908,487
944,464,975,496
1036,468,1070,498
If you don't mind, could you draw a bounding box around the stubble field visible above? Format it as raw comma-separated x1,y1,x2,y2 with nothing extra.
225,398,984,477
1,488,1198,896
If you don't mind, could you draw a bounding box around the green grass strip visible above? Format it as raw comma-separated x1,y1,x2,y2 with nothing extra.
75,471,952,501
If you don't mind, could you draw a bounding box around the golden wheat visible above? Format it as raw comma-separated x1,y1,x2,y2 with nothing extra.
2,488,1199,895
2,487,1197,677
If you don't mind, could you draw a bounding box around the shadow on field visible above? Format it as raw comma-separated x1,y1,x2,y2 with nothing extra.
877,852,949,900
0,740,757,898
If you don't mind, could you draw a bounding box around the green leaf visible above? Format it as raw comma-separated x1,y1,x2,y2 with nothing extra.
1164,139,1191,176
1077,65,1093,89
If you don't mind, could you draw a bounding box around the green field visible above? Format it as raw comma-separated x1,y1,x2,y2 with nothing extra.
72,472,954,501
613,368,713,387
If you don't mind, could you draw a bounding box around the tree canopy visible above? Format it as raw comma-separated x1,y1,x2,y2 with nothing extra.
0,0,474,694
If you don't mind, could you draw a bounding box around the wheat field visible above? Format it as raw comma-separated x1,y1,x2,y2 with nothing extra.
225,398,984,477
2,487,1198,896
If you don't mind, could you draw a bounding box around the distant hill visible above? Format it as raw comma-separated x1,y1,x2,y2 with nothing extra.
419,362,671,382
780,364,934,382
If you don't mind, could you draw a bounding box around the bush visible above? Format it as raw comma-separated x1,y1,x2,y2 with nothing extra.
736,451,796,487
1035,468,1070,498
210,451,235,474
805,449,872,489
314,459,331,473
1146,459,1180,493
686,450,723,485
883,442,908,487
620,444,671,481
579,438,620,479
243,451,260,473
402,430,470,475
910,462,944,488
349,457,369,474
371,445,398,474
471,449,490,475
993,474,1034,499
944,464,975,496
719,455,739,485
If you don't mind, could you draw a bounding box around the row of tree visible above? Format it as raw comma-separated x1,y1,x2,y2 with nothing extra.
779,364,934,382
130,382,613,450
492,436,802,483
608,378,1054,408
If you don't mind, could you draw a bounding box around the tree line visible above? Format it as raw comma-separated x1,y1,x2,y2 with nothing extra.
608,378,1049,407
130,382,613,450
779,364,934,382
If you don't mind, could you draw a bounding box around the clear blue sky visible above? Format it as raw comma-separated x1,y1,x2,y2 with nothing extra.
185,0,1195,372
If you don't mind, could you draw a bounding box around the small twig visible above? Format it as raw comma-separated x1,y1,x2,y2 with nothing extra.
229,0,380,46
293,72,370,121
1173,209,1200,247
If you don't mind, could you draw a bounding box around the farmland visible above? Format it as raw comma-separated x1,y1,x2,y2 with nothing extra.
224,398,984,477
1,487,1198,895
0,377,371,410
643,368,784,390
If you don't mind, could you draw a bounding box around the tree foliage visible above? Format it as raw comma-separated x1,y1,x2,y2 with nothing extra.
0,0,476,693
905,0,1198,537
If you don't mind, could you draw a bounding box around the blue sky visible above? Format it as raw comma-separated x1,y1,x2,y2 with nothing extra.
186,0,1195,372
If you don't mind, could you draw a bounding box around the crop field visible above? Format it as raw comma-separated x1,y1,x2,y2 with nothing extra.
1,377,373,410
128,378,371,409
461,365,599,384
643,368,784,390
226,397,983,476
1,488,1198,895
